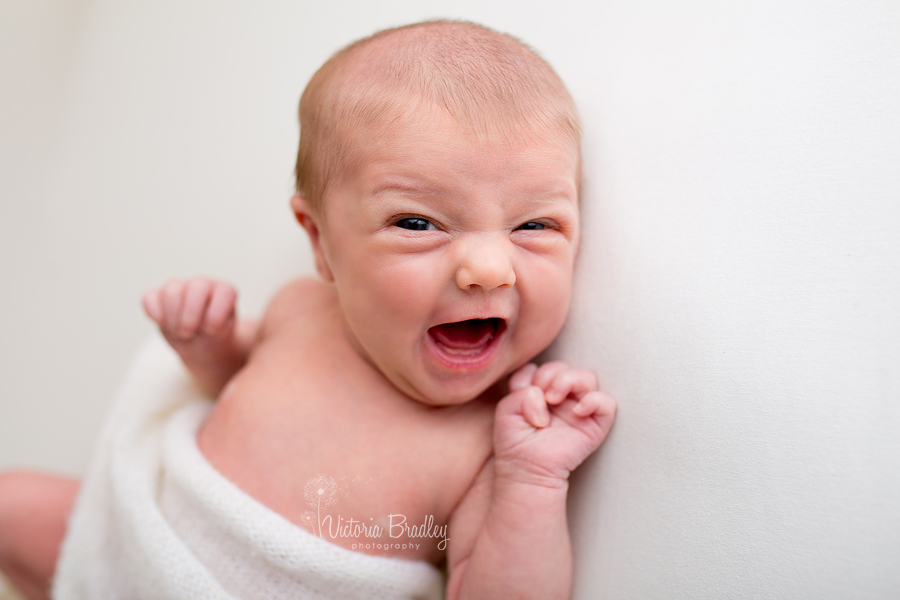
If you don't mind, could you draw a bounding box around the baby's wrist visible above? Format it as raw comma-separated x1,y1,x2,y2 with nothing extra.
488,469,569,529
492,456,570,494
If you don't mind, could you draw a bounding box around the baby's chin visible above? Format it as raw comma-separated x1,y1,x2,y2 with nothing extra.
389,364,505,407
409,318,513,405
400,317,560,407
400,378,500,407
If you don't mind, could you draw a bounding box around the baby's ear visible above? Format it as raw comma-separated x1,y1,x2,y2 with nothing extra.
290,195,334,282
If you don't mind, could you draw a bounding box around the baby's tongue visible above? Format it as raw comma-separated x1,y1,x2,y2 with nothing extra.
430,319,495,354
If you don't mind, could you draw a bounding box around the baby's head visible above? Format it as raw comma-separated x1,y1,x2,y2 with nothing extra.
292,21,582,405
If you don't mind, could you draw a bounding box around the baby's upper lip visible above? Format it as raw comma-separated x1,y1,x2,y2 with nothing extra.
430,306,514,328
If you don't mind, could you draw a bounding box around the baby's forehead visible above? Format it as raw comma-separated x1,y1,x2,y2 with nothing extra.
330,96,582,211
350,93,576,147
295,21,581,214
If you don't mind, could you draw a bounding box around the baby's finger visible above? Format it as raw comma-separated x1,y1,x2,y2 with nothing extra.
519,386,550,428
545,369,599,405
201,282,237,335
530,361,571,391
161,279,187,336
142,289,164,323
496,385,550,429
508,363,538,391
180,278,214,338
572,390,615,418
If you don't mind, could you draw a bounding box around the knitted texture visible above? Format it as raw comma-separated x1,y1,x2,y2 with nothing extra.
52,336,445,600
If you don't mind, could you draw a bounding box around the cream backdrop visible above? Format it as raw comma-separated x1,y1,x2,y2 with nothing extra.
1,0,898,598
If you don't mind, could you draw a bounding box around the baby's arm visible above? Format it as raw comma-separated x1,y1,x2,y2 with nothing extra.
143,278,258,396
447,362,617,600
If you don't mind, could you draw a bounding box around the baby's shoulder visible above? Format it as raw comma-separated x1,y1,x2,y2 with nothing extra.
259,277,335,338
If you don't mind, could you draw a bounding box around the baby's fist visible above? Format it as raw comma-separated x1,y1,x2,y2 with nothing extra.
509,361,614,424
493,361,617,484
143,278,237,343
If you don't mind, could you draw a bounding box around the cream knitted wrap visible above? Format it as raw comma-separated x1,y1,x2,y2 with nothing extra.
52,336,445,600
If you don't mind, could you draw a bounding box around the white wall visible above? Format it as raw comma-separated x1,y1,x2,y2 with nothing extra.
558,2,900,595
2,0,898,597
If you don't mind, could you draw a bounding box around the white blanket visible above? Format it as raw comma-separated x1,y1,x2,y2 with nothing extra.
52,336,445,600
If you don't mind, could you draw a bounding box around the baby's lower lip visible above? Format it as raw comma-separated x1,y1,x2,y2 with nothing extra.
426,318,506,371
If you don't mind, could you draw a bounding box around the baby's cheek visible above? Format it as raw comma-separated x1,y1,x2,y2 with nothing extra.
523,275,572,343
375,262,436,311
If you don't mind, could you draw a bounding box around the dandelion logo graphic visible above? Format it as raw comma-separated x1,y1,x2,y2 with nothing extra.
302,473,339,537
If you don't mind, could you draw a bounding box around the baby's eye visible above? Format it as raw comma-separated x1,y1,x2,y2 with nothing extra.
515,221,547,231
394,217,437,231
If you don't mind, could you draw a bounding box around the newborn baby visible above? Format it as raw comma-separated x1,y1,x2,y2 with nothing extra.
0,20,616,600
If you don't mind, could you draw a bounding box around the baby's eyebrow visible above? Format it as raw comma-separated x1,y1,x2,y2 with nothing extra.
369,178,442,198
515,184,579,204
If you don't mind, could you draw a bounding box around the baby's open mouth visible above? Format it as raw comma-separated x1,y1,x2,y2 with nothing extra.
428,318,506,357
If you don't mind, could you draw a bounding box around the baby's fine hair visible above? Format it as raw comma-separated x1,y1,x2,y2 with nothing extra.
294,20,580,215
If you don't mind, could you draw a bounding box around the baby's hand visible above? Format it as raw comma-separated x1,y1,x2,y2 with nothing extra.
142,278,251,395
143,278,237,347
492,362,617,486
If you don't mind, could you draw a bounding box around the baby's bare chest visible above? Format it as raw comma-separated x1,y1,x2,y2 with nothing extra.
196,333,494,563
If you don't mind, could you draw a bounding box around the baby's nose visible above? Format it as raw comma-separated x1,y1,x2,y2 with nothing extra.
455,236,516,291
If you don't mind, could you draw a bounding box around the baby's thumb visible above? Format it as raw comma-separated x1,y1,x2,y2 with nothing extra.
496,385,549,429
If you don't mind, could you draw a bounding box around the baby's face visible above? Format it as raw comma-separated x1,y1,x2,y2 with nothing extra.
311,109,580,406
